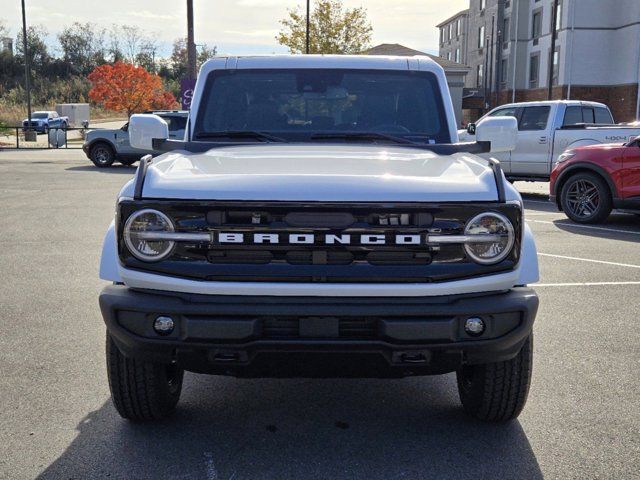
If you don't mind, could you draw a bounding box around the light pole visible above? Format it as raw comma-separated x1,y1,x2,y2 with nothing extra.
21,0,34,141
305,0,310,54
187,0,197,80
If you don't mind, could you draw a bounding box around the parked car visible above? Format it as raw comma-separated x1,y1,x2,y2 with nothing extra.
550,135,640,223
82,110,188,167
22,111,69,134
459,101,640,181
99,55,540,423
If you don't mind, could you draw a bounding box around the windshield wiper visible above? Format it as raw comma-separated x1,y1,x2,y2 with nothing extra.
310,132,417,145
195,131,287,142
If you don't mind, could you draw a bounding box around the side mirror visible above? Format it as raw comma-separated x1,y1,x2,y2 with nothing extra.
129,114,169,150
467,123,476,135
476,116,518,153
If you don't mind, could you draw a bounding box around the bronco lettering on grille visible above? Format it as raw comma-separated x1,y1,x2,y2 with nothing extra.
215,232,425,246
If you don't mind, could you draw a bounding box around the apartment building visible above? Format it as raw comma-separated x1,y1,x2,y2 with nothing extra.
436,9,469,66
438,0,640,123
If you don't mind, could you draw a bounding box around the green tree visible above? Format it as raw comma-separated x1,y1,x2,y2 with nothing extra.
276,0,372,54
169,37,217,79
15,25,50,69
58,22,106,75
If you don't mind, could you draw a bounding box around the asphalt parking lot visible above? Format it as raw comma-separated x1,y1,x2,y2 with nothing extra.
0,148,638,480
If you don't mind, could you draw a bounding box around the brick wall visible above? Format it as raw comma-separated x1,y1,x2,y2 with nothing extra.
464,83,639,123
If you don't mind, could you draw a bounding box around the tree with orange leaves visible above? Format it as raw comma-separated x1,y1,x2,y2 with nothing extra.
88,62,179,117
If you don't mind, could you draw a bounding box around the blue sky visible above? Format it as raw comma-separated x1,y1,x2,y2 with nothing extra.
2,0,469,57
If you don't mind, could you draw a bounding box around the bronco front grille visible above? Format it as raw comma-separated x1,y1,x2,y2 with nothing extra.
118,200,522,283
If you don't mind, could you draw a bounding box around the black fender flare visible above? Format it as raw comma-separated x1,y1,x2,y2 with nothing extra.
553,162,618,201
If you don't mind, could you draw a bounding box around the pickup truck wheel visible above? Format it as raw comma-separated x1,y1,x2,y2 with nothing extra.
560,172,612,224
106,333,184,421
456,334,533,422
90,143,115,167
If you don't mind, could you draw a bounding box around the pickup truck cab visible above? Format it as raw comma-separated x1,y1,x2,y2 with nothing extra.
99,55,539,423
22,110,68,134
460,100,640,180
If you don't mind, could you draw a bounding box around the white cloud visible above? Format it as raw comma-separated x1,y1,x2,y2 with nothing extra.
128,10,179,21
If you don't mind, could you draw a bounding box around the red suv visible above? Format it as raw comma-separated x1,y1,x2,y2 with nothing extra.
550,136,640,223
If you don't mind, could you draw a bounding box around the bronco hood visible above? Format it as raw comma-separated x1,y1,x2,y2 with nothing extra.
139,144,499,202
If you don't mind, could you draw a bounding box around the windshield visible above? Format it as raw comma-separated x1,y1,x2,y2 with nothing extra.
32,112,48,119
194,69,450,143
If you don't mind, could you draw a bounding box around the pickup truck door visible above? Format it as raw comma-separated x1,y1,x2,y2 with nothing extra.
114,124,133,154
622,140,640,199
510,106,553,176
482,106,518,173
115,123,149,156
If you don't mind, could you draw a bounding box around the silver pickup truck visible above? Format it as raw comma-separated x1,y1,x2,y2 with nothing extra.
460,100,640,181
83,110,188,167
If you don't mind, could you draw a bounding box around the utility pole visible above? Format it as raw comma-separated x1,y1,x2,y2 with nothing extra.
187,0,197,79
548,0,560,100
21,0,33,140
487,16,495,109
305,0,311,54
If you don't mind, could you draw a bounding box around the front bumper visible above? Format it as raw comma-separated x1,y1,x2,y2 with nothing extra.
100,285,538,378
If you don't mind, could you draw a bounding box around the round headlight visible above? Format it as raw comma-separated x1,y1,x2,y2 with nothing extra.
464,212,515,265
124,209,175,262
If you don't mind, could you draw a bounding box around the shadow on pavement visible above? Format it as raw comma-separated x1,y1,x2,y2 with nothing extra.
38,374,542,479
66,165,137,174
550,216,640,242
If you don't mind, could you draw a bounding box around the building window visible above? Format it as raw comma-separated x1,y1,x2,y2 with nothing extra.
457,18,462,37
552,48,560,85
449,24,453,40
447,51,452,61
555,1,563,32
529,54,540,88
441,28,445,44
532,10,542,39
455,48,461,63
478,25,485,48
503,17,510,40
480,0,486,11
477,64,484,87
501,59,509,87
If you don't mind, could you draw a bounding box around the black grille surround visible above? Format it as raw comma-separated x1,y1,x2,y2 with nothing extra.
118,200,522,283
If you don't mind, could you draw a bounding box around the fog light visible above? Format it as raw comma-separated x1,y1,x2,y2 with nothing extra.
153,316,174,335
464,317,485,337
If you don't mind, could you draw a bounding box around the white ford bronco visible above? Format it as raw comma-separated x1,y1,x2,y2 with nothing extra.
99,55,539,422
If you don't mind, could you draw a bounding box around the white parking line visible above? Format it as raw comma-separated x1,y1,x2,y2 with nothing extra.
537,281,640,287
538,252,640,269
530,219,640,236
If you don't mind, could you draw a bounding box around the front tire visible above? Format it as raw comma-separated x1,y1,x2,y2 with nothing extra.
456,335,533,422
106,333,184,421
560,172,612,224
90,143,115,168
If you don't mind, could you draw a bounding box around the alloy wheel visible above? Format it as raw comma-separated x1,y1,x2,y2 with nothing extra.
565,179,600,219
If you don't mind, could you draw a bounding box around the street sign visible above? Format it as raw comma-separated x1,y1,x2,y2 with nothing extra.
180,78,197,110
